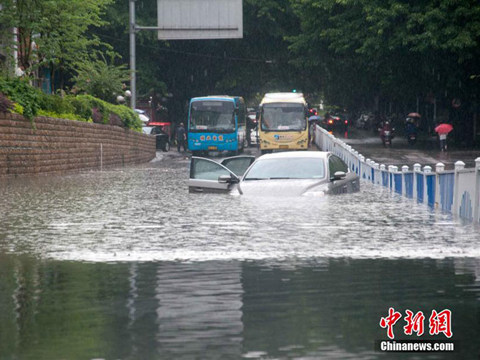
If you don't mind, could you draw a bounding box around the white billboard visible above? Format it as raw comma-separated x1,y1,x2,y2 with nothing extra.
157,0,243,40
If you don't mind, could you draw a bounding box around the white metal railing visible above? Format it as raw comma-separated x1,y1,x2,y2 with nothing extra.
314,125,480,223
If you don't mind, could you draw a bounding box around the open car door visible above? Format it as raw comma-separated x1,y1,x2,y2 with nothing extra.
189,156,256,193
220,155,255,177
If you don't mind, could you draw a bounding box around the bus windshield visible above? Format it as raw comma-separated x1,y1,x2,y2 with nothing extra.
261,103,306,131
189,101,235,133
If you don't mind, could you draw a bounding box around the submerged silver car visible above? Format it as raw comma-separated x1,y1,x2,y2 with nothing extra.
189,151,360,196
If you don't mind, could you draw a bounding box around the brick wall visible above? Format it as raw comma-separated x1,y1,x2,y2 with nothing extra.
0,112,156,178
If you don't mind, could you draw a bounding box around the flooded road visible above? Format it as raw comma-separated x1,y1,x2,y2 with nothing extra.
0,152,479,359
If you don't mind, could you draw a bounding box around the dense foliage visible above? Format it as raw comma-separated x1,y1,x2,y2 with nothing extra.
0,0,113,90
0,77,42,119
287,0,480,112
72,53,130,103
0,77,142,130
0,92,14,113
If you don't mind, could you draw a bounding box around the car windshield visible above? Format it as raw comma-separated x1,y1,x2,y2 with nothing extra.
261,103,306,131
244,157,325,180
189,100,235,133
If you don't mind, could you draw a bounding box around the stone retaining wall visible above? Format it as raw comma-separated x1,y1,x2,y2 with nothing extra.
0,112,156,178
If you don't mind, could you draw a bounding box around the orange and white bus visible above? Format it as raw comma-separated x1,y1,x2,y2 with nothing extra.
257,92,309,154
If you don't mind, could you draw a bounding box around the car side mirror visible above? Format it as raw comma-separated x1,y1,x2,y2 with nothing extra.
331,171,346,181
218,175,239,184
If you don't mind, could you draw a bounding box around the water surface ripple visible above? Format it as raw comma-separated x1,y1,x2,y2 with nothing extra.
0,161,478,262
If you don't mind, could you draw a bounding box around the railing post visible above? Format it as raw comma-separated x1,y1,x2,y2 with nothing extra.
413,163,422,200
354,151,360,175
453,161,465,217
402,165,409,196
435,163,445,208
474,158,480,223
391,166,399,193
373,162,379,184
388,165,394,190
380,164,386,187
366,158,372,182
424,166,433,206
435,163,445,172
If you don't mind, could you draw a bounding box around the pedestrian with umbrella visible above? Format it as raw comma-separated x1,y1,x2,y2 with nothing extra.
434,123,453,151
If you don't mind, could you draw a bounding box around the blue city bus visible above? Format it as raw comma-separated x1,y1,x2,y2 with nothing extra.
187,96,247,155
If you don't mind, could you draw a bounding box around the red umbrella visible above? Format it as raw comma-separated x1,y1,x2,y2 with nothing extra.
435,123,453,135
407,112,421,118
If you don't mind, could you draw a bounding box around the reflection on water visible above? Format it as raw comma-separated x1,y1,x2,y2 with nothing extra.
154,262,243,359
0,257,479,359
0,162,479,359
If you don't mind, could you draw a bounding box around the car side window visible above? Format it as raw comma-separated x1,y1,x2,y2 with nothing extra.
329,155,348,176
190,158,234,181
221,157,255,177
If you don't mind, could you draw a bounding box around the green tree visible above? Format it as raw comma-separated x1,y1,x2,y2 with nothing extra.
73,53,130,103
288,0,480,116
0,0,113,90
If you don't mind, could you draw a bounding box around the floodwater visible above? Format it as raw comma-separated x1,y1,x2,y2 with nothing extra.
0,154,479,359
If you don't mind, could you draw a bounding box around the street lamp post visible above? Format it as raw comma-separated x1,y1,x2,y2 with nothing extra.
129,0,136,109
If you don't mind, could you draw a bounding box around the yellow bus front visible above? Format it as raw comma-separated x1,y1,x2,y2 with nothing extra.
258,100,309,152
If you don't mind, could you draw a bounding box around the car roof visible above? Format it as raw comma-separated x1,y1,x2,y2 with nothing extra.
256,151,330,160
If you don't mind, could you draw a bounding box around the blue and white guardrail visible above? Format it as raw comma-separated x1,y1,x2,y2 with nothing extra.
314,126,480,223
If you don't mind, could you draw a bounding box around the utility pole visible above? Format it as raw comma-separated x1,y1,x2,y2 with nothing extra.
129,0,136,109
129,0,242,110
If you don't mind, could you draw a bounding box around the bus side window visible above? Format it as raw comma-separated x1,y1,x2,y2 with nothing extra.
238,102,246,127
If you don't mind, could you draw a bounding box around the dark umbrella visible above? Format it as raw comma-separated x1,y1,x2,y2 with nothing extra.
309,115,321,121
435,123,453,135
408,112,421,118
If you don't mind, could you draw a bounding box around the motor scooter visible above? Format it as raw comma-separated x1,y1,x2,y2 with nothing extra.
405,118,418,146
379,121,395,147
355,113,371,130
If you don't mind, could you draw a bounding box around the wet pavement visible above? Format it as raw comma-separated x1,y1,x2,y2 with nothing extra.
1,133,479,359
